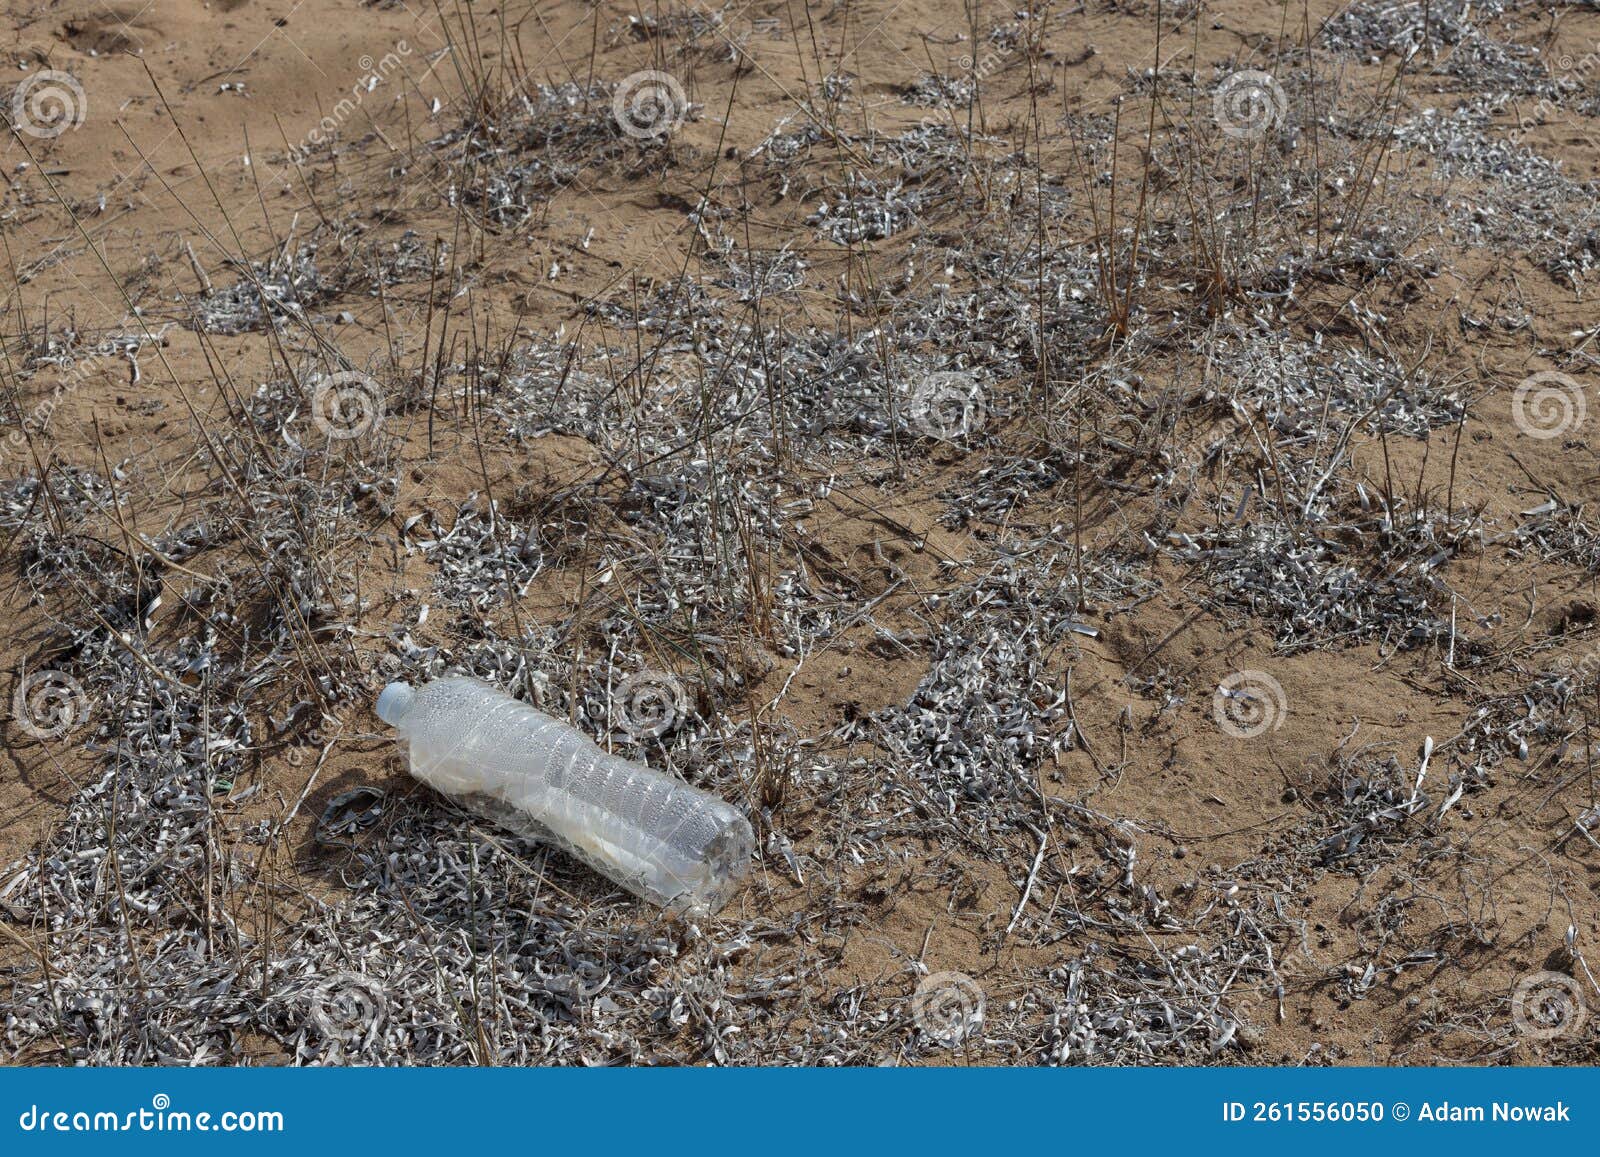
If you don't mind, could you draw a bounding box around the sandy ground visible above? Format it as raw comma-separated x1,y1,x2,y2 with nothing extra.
1,0,1598,1064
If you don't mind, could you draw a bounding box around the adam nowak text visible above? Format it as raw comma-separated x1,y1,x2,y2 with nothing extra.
1417,1102,1571,1123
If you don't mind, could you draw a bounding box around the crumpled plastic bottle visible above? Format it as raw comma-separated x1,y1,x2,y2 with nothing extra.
377,676,753,915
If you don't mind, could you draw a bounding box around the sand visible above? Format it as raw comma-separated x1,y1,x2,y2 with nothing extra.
1,0,1597,1064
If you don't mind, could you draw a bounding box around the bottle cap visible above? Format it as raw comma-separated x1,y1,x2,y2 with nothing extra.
375,681,416,725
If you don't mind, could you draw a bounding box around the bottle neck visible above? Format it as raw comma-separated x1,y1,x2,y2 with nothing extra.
376,681,416,725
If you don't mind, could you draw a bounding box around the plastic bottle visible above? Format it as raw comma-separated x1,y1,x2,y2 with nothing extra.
375,676,753,915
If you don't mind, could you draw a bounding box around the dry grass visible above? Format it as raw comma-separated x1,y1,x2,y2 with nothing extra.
2,0,1599,1065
